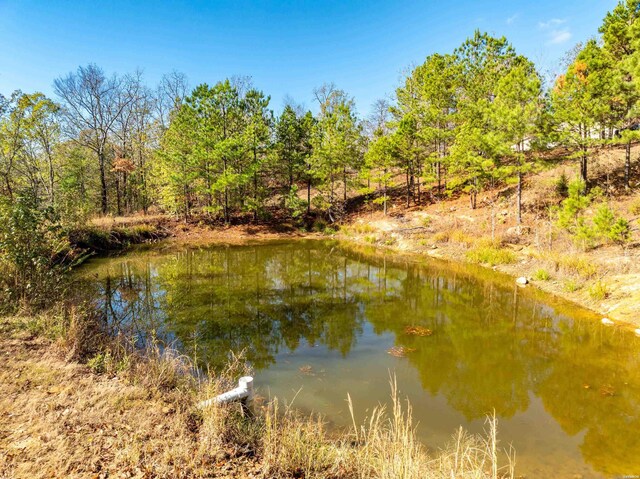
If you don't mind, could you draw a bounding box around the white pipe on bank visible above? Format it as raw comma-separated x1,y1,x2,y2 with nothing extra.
198,376,254,412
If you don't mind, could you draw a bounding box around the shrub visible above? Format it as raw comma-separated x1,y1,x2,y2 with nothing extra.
533,269,551,281
573,221,598,249
555,255,598,279
555,172,569,198
312,218,328,232
350,222,376,234
588,281,609,300
88,352,112,374
450,230,473,247
466,244,516,266
554,180,595,249
609,218,632,245
556,186,631,249
0,193,75,311
432,231,450,243
563,279,582,292
593,204,631,246
555,180,590,229
284,185,307,220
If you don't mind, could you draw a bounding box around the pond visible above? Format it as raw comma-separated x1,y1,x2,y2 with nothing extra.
79,239,640,478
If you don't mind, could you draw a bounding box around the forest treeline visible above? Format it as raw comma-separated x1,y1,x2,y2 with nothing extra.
1,1,639,227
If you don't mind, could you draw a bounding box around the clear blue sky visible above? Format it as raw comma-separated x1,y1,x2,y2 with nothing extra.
0,0,617,116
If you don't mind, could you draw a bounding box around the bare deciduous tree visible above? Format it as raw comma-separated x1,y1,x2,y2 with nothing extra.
54,64,136,214
156,70,189,130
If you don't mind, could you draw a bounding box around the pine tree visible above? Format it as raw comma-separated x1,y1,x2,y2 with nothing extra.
600,0,640,188
492,60,543,223
310,86,362,221
551,41,613,187
450,32,517,209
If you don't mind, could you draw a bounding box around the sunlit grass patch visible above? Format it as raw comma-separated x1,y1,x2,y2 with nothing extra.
450,229,474,247
553,254,598,280
348,222,377,235
588,280,609,300
466,242,517,266
432,230,450,243
563,279,583,292
533,268,551,281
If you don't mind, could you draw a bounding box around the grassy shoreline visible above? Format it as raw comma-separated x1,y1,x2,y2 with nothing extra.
1,307,515,479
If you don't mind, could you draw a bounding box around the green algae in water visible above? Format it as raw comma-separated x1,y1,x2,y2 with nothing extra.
79,240,640,478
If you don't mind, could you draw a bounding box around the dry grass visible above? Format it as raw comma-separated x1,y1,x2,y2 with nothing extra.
345,222,377,235
261,377,515,479
549,253,600,280
0,322,210,478
588,280,610,301
532,268,551,281
0,313,259,479
90,213,167,228
430,227,476,247
432,230,451,243
1,313,516,479
466,240,517,266
449,229,474,247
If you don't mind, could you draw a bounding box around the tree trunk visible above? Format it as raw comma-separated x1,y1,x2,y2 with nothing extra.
579,125,588,189
115,174,122,216
183,183,189,222
139,147,148,214
4,174,13,202
406,170,410,208
205,159,213,209
517,171,522,225
47,152,55,206
223,157,229,223
123,172,128,214
253,147,259,222
416,159,421,205
625,140,631,189
330,174,335,219
580,147,588,188
343,166,347,203
289,165,293,191
99,149,108,214
253,172,258,222
383,175,387,216
470,178,477,209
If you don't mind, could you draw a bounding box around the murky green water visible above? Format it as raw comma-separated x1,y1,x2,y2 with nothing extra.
80,240,640,478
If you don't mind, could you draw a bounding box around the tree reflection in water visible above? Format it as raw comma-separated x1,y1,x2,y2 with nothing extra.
80,240,640,477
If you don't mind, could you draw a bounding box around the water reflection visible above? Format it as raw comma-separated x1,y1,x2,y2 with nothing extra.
80,240,640,477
